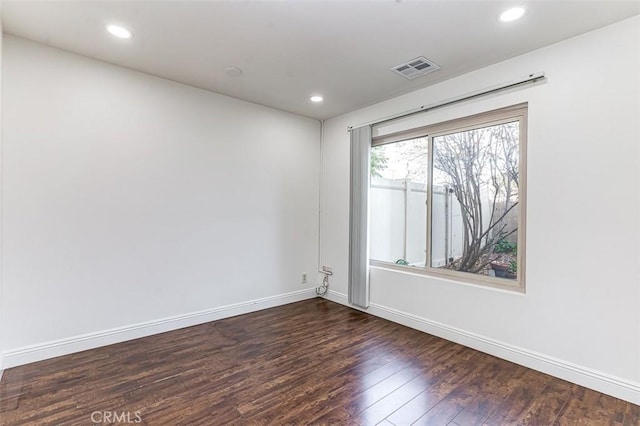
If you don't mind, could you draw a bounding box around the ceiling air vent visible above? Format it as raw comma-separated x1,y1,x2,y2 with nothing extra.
391,57,440,80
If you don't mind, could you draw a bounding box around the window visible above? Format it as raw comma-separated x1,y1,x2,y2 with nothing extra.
369,105,526,290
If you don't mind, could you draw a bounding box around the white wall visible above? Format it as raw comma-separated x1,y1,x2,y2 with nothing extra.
320,16,640,403
0,13,4,376
1,36,320,362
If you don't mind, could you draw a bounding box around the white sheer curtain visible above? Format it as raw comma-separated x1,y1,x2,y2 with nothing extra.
349,125,371,308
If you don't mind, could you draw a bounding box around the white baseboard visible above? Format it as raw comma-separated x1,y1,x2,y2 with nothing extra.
323,290,640,405
2,288,318,369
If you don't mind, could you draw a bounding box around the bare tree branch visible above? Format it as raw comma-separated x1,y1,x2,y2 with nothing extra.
432,121,519,275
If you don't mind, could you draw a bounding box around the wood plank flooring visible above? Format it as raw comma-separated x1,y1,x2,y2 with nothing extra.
0,298,638,425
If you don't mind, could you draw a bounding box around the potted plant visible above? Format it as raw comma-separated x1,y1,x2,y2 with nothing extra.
490,261,509,278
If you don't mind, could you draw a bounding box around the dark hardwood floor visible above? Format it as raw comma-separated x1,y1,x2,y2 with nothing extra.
0,298,638,425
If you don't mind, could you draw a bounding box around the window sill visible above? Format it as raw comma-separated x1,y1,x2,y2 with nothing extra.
369,260,526,294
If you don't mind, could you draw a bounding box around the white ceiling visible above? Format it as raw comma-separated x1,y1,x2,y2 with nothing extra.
2,1,639,120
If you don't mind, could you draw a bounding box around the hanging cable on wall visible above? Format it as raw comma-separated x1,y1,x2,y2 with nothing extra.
316,269,332,296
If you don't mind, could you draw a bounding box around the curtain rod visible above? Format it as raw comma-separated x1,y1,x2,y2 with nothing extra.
348,72,545,130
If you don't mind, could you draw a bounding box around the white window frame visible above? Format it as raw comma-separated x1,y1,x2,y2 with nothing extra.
369,104,527,292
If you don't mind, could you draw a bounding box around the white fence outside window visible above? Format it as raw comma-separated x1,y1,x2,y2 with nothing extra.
370,177,467,267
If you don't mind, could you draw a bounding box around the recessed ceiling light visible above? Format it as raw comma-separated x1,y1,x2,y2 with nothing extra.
499,7,525,22
106,24,133,39
310,95,324,103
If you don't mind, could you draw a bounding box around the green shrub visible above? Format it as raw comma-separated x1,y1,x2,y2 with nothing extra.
495,240,517,254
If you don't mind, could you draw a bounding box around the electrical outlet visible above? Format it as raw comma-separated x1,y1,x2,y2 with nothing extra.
302,273,308,284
